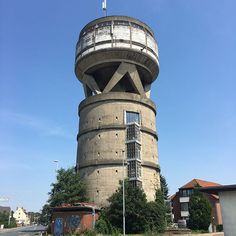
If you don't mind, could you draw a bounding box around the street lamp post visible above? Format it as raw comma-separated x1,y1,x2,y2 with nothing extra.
122,150,126,236
8,209,11,226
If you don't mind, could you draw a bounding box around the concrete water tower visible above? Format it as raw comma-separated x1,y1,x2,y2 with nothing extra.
75,16,160,207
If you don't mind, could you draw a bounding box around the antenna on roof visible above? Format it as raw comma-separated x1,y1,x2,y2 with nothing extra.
102,0,107,17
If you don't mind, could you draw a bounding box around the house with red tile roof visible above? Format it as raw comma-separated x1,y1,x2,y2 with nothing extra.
171,179,222,231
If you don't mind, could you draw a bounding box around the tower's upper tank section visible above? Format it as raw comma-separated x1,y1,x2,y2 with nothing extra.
75,16,159,95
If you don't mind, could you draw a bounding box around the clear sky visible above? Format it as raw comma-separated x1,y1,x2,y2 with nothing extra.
0,0,236,212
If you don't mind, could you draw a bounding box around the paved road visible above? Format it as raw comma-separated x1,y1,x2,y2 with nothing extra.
0,225,47,236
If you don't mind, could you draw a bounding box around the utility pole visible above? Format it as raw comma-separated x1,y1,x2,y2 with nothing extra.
122,150,126,236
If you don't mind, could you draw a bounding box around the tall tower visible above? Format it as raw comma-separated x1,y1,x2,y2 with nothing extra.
75,16,160,207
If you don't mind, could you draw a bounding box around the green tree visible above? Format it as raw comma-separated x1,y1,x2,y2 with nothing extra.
104,181,166,234
0,211,16,228
48,167,87,207
0,212,9,227
160,174,172,225
106,180,147,234
28,211,41,224
38,204,52,226
39,167,87,226
145,198,166,233
160,175,169,200
188,190,212,231
95,211,115,235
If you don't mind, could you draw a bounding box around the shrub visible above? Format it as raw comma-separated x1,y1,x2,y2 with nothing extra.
188,191,212,231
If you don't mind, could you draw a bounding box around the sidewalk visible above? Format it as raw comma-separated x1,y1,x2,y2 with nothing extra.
166,233,224,236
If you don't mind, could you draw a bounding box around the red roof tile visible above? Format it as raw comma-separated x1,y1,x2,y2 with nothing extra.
180,179,221,189
170,193,176,200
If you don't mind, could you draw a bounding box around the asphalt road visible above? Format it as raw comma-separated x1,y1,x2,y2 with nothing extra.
0,225,47,236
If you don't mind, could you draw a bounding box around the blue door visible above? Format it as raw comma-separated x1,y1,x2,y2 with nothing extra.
54,218,63,236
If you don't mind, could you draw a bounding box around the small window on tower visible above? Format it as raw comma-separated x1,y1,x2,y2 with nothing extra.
126,111,140,124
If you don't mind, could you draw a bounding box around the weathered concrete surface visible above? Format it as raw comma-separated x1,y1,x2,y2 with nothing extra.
75,16,159,87
75,16,160,208
77,92,160,206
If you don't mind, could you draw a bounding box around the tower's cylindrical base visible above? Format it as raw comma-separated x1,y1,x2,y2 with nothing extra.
76,92,160,207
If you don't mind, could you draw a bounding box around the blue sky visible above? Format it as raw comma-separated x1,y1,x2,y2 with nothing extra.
0,0,235,212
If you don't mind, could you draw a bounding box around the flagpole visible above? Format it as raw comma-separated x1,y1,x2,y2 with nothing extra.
102,0,107,17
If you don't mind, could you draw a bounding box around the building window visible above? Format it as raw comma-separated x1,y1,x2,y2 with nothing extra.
126,123,140,141
180,202,189,211
129,180,142,188
127,142,141,160
127,161,141,178
126,111,140,125
131,22,143,30
98,21,112,27
114,20,129,26
136,162,141,178
128,161,136,178
180,189,194,197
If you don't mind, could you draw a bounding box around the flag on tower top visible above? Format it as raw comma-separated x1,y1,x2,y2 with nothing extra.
102,0,107,11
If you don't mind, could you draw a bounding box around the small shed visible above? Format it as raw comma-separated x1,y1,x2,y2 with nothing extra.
201,184,236,236
51,202,100,235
